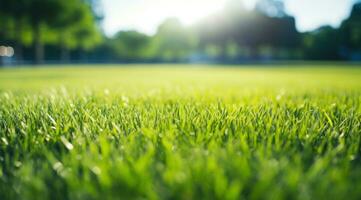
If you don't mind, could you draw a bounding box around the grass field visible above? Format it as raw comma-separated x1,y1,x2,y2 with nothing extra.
1,64,361,200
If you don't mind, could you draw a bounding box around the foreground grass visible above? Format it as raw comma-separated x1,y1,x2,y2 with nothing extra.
0,65,361,199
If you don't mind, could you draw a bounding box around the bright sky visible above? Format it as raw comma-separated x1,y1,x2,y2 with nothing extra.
102,0,357,36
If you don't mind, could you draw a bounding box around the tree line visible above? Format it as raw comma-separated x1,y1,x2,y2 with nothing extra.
0,0,102,64
93,0,361,62
1,0,361,65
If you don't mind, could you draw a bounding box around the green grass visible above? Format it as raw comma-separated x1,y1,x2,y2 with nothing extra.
0,64,361,200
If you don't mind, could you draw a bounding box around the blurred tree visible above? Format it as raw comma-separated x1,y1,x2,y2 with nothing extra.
197,0,247,59
197,13,230,58
24,0,67,64
0,0,31,61
85,0,105,24
152,18,197,61
302,26,341,60
77,0,104,59
53,1,102,62
255,0,286,17
254,0,299,51
0,0,102,64
339,2,361,57
0,13,12,44
52,0,86,62
109,31,151,61
196,0,299,60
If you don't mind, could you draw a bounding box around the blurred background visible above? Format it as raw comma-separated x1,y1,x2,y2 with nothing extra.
0,0,360,66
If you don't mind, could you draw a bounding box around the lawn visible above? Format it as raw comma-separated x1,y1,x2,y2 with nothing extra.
0,64,361,200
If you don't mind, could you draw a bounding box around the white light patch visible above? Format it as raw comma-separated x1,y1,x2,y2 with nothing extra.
0,46,14,57
102,0,255,36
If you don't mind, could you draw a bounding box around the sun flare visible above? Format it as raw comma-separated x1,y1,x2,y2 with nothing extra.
168,0,228,25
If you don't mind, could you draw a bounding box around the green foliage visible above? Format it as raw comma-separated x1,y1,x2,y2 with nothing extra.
303,26,341,60
0,65,361,199
51,0,101,50
0,0,101,62
340,3,361,51
71,2,102,51
151,18,197,61
110,31,151,60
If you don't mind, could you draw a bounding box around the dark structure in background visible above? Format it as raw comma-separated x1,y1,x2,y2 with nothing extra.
1,0,361,66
